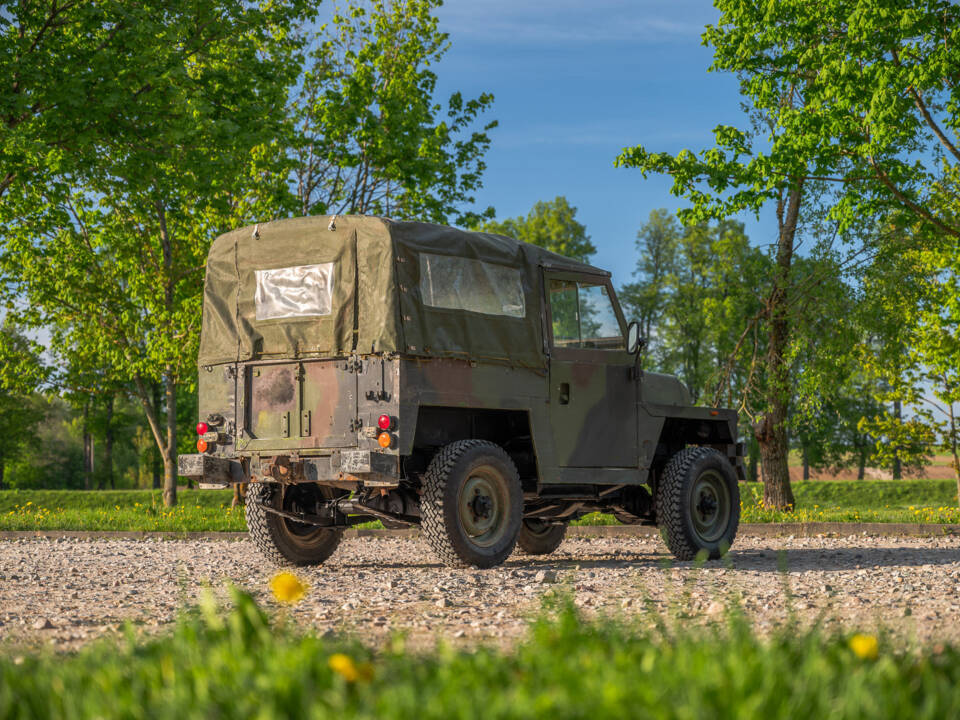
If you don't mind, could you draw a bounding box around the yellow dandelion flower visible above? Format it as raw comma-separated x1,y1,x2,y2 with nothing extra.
329,653,359,682
849,633,878,661
269,571,308,604
328,653,373,683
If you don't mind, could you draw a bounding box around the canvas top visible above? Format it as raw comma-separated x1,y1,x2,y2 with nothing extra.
198,215,608,369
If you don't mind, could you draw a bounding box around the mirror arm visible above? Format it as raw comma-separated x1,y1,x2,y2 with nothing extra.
630,338,647,381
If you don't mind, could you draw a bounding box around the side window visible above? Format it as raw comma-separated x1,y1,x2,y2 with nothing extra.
419,253,526,318
548,278,624,350
549,280,579,345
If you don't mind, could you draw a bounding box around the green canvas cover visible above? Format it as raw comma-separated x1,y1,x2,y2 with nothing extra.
198,215,604,369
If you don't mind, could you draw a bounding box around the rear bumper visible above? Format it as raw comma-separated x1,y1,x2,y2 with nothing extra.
177,454,245,487
179,450,400,488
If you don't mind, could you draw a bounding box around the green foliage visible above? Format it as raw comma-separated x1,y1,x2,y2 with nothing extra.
294,0,497,226
619,213,767,405
0,324,46,486
616,1,960,237
479,196,596,262
3,589,960,719
0,1,315,504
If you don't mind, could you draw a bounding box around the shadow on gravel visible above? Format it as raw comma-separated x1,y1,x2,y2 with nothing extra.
722,547,960,573
335,547,960,573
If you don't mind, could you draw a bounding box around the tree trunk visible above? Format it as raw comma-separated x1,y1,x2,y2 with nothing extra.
892,399,902,480
756,182,803,510
857,439,867,480
948,403,959,509
104,394,114,489
155,199,178,507
152,382,162,489
756,409,793,508
82,399,94,491
0,458,5,490
801,440,810,481
163,369,177,507
133,374,176,507
747,434,759,482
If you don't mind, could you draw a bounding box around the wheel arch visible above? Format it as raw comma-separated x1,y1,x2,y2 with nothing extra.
410,406,540,490
649,413,745,484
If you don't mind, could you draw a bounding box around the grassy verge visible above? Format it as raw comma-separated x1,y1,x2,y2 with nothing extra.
0,489,245,532
1,480,958,532
3,587,959,719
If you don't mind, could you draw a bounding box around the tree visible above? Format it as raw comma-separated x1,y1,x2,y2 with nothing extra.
620,214,768,408
293,0,496,226
0,2,312,506
0,1,309,209
478,196,596,263
619,209,680,357
614,1,960,508
0,323,46,488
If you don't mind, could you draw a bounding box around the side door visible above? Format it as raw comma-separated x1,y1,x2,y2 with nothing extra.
544,271,638,468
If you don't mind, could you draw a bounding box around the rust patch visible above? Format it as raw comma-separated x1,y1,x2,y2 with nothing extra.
256,367,295,405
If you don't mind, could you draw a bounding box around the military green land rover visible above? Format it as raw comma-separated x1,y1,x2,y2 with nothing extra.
178,215,744,568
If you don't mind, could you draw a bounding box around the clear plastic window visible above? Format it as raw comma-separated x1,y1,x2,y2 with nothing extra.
255,263,334,321
549,279,624,350
419,253,525,318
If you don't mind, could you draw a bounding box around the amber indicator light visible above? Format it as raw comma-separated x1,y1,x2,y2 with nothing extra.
377,432,391,448
197,439,208,453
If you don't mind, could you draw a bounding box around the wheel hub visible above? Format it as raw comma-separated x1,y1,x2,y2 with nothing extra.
471,493,493,519
458,469,508,548
690,469,731,543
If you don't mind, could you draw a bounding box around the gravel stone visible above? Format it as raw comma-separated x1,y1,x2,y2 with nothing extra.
2,534,960,650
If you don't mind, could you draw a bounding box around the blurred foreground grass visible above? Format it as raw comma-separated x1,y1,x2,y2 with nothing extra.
2,587,958,719
0,479,958,532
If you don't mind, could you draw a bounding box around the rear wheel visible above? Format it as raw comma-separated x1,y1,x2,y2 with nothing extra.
656,446,739,561
245,482,343,566
516,519,567,555
421,440,523,568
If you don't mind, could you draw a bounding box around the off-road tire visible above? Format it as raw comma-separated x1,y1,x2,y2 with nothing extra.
245,482,343,566
516,519,567,555
656,446,739,561
421,439,523,569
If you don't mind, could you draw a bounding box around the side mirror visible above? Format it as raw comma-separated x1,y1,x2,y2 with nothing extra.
626,321,641,355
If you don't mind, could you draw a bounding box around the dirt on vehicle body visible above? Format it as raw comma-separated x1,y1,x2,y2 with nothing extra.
179,215,744,568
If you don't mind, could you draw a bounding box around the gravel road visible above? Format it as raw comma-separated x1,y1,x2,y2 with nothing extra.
2,534,959,651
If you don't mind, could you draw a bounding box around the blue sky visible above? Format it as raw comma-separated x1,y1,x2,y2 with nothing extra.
432,0,764,288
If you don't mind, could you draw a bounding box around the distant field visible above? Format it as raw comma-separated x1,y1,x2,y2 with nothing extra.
1,479,958,532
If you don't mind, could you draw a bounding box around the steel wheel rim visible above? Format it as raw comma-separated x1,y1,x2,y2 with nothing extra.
690,469,730,543
458,466,509,548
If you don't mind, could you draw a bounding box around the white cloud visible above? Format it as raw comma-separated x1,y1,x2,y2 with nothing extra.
436,0,711,45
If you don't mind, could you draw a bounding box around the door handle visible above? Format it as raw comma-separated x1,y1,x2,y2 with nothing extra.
559,382,570,405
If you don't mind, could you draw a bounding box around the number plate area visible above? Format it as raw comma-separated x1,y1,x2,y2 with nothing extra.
341,450,371,473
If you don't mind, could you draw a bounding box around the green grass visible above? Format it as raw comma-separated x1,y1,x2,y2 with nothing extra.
2,588,959,719
0,489,245,532
1,479,958,532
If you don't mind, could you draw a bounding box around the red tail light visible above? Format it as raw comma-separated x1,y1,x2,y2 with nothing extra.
377,414,392,430
196,421,209,435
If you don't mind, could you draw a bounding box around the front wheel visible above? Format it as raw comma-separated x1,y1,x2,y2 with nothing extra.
421,440,523,568
656,446,739,561
245,482,343,566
